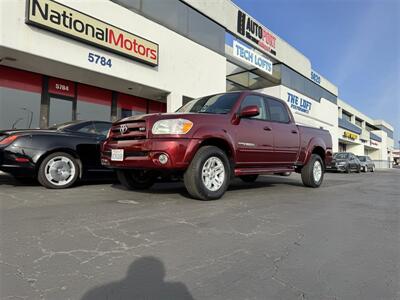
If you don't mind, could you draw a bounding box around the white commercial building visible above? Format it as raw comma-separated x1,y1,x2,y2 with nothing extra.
0,0,395,167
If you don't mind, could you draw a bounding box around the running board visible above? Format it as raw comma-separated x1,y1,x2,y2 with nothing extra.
234,166,295,176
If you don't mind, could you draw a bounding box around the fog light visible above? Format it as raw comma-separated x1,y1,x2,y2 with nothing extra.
158,154,168,164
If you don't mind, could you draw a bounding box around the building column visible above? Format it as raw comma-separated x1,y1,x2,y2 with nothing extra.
338,107,342,119
166,92,182,113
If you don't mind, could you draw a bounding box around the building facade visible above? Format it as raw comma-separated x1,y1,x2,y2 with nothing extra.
0,0,395,167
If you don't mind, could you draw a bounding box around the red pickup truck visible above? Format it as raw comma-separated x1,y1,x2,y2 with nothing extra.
101,91,332,200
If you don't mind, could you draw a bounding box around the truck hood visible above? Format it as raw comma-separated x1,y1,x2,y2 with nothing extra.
114,112,229,124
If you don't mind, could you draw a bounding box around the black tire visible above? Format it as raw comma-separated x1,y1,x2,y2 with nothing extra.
37,152,80,189
116,170,154,190
301,154,324,188
346,165,351,174
184,146,230,200
239,174,259,182
371,166,375,172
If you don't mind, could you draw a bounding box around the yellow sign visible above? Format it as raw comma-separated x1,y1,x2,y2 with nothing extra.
343,131,357,140
26,0,159,66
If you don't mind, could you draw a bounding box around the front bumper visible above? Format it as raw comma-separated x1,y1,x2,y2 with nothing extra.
326,164,346,172
101,138,201,170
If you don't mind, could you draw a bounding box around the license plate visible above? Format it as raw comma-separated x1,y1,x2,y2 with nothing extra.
111,149,124,161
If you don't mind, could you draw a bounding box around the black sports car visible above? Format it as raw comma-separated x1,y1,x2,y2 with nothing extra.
0,120,112,188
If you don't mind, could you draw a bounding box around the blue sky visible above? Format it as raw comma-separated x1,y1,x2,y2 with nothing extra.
233,0,400,146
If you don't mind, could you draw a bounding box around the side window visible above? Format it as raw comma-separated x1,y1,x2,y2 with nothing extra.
77,123,97,134
93,122,112,136
240,95,267,120
267,99,290,123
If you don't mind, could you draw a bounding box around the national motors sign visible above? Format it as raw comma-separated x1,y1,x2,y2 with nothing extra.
26,0,159,66
237,10,277,57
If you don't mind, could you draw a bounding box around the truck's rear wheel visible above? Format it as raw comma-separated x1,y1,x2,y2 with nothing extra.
184,146,230,200
239,175,258,182
117,170,154,190
301,154,324,188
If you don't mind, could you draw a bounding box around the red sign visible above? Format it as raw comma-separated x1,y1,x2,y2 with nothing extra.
48,78,75,97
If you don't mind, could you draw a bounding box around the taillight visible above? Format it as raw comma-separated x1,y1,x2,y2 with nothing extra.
0,135,19,145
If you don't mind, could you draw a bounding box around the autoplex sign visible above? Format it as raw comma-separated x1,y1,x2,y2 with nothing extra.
237,10,277,57
232,41,273,75
25,0,159,66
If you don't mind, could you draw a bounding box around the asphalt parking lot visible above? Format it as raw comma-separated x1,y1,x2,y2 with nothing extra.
0,170,399,300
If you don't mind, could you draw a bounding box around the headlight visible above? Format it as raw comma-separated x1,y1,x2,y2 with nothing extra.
152,119,193,135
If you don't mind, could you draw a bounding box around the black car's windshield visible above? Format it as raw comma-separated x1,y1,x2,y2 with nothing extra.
334,153,349,160
48,121,79,130
357,156,366,162
177,93,240,114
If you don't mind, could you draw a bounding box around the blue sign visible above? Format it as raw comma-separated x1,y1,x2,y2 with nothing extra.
311,70,321,84
287,92,312,114
233,40,273,74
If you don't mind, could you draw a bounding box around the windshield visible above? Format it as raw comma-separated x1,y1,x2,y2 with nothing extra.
177,93,240,114
357,156,366,162
48,121,79,130
334,153,349,160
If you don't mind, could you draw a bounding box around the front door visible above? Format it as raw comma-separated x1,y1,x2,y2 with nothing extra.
235,94,274,167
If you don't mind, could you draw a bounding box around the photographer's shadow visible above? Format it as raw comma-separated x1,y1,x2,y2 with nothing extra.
81,256,194,300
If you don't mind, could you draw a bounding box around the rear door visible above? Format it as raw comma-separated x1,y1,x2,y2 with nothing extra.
234,94,274,166
265,98,300,164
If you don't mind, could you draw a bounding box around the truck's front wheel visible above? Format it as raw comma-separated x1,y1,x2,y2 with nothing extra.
301,154,324,188
117,170,154,190
184,146,230,200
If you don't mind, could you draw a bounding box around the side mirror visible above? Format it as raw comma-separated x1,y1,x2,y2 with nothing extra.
240,105,260,118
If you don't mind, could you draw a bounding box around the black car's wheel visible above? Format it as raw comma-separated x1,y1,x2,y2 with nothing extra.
184,146,230,200
371,166,375,172
301,154,324,188
116,170,155,190
239,175,259,182
37,152,80,189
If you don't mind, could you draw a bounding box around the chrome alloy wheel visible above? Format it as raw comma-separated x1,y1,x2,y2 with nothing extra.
44,156,76,186
201,156,225,192
313,160,322,183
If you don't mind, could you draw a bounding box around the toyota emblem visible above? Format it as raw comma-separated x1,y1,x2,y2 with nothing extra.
119,124,128,134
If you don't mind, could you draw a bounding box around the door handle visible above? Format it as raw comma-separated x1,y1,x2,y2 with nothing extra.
263,126,272,131
291,130,298,134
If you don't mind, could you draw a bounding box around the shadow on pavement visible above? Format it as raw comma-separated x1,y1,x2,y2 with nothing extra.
110,175,305,200
81,256,194,300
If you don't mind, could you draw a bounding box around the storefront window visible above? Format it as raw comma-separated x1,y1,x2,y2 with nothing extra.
148,101,167,114
117,93,147,119
48,97,73,126
77,84,112,121
0,66,42,130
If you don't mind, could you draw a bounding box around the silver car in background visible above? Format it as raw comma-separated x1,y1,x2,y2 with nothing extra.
357,155,375,172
